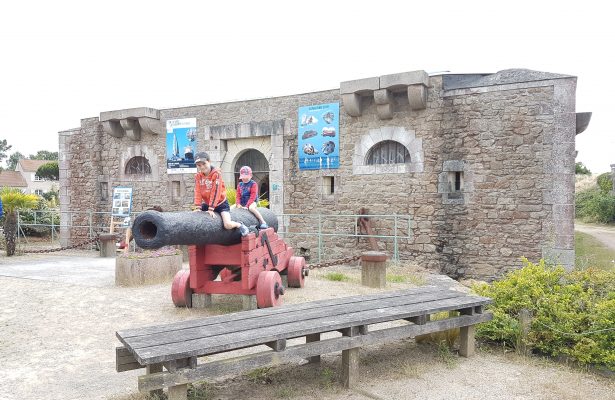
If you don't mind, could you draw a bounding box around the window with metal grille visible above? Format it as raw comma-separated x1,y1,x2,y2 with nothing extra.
366,140,410,165
125,156,152,175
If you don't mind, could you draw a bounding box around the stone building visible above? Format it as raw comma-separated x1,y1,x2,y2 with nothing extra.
59,69,586,280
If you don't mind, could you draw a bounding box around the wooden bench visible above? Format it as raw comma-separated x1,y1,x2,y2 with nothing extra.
116,286,492,400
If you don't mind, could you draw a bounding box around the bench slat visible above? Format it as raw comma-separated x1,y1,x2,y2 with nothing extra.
121,289,468,350
132,295,490,364
117,286,444,339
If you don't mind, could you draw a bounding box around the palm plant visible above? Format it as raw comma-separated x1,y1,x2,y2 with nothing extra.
1,188,38,256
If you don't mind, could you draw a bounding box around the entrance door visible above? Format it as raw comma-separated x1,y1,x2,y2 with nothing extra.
234,150,270,204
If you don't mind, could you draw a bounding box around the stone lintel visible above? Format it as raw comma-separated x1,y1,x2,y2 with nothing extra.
100,107,160,122
340,77,380,95
380,70,429,90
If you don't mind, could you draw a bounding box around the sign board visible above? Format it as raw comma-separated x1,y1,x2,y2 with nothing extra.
298,102,340,170
111,187,133,217
166,118,197,174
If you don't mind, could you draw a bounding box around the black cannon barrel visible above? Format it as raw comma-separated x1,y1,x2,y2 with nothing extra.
132,208,279,249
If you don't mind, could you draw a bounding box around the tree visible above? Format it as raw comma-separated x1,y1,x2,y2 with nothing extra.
35,161,59,181
29,150,58,160
0,139,12,168
6,151,24,170
575,162,591,175
1,188,38,256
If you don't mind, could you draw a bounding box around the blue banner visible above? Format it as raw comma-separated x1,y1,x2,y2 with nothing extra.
298,103,339,170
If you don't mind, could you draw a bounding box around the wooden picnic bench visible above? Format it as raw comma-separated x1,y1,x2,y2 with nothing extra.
116,286,492,400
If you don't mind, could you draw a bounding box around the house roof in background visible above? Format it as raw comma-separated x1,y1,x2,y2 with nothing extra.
18,159,51,172
0,171,27,187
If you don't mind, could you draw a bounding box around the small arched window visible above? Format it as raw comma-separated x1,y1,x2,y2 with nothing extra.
366,140,410,165
125,156,152,174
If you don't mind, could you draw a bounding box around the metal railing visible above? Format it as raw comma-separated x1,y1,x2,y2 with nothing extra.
15,210,413,260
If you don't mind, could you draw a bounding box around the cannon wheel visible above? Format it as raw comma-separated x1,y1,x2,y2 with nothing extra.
287,256,306,288
171,269,192,308
256,271,284,308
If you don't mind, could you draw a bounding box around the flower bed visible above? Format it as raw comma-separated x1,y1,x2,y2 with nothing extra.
115,247,183,286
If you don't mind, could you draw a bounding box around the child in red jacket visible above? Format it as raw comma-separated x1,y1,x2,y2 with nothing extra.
236,166,268,229
194,152,249,236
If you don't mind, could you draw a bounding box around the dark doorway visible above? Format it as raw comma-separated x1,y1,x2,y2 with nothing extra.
234,149,270,205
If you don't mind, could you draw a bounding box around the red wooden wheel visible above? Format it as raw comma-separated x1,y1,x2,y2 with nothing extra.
287,256,306,288
171,269,192,308
256,271,284,308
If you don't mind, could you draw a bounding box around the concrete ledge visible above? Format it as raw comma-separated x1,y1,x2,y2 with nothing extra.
340,77,380,94
115,253,182,286
100,107,160,122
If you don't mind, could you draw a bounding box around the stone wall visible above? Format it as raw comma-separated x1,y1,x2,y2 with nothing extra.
59,69,579,280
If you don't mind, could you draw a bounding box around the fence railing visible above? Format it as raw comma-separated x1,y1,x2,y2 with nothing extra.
15,210,413,260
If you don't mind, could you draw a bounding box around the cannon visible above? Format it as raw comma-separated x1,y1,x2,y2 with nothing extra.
132,208,308,308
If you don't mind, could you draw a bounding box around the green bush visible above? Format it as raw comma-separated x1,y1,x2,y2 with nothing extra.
575,162,591,175
597,172,613,194
575,188,615,223
473,258,615,370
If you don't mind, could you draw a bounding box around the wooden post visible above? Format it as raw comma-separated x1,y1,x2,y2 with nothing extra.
361,251,388,288
459,307,475,357
305,333,321,364
99,233,117,257
146,363,163,398
168,384,188,400
517,309,532,356
341,327,360,388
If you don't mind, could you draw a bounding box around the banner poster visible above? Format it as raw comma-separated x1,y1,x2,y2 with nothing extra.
111,187,133,217
297,102,340,170
166,118,197,174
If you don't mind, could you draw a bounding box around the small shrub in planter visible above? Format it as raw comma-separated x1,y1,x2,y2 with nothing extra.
115,247,183,286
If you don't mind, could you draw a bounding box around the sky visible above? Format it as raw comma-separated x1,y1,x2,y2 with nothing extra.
0,1,613,173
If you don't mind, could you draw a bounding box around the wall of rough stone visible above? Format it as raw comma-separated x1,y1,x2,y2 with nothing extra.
59,70,577,280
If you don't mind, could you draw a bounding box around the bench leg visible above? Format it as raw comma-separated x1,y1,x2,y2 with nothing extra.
146,363,163,398
168,384,188,400
342,348,359,388
459,325,476,357
305,333,321,364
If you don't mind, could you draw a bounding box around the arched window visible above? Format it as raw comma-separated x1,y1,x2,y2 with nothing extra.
366,140,410,165
125,156,152,174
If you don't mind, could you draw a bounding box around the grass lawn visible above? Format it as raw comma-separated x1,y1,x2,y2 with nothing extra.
575,230,615,270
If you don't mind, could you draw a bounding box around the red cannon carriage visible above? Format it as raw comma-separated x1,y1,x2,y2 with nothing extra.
131,208,308,308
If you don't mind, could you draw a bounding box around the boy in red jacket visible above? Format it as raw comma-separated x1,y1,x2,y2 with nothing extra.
194,152,249,236
236,166,268,229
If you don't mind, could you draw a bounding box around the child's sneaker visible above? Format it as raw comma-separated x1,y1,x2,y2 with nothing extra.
239,223,249,237
259,222,269,229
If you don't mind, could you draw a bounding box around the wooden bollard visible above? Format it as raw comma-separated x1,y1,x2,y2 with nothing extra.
361,251,388,288
99,233,117,258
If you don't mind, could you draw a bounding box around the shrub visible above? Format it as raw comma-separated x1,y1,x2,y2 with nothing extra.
575,188,615,223
597,172,613,194
575,162,591,175
473,258,615,370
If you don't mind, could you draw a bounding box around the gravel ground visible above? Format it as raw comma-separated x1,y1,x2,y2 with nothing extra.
0,250,613,400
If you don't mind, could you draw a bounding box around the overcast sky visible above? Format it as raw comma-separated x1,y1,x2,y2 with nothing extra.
1,1,612,172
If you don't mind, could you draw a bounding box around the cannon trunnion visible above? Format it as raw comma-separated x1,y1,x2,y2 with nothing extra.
132,209,307,309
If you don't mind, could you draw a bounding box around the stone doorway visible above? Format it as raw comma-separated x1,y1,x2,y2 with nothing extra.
234,149,270,204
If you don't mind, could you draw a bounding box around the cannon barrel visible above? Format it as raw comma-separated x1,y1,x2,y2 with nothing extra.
132,208,279,249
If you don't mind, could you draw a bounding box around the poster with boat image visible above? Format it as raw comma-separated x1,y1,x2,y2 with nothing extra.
166,118,197,174
298,102,339,170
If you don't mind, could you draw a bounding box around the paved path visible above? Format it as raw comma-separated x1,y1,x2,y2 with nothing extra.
575,222,615,252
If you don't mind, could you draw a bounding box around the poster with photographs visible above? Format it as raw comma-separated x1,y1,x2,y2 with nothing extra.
111,187,133,217
297,103,339,170
166,118,198,174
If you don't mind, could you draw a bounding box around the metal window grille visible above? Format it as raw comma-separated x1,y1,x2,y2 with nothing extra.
125,156,152,175
366,141,410,165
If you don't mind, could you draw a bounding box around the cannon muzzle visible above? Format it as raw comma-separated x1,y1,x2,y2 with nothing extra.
132,208,278,249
